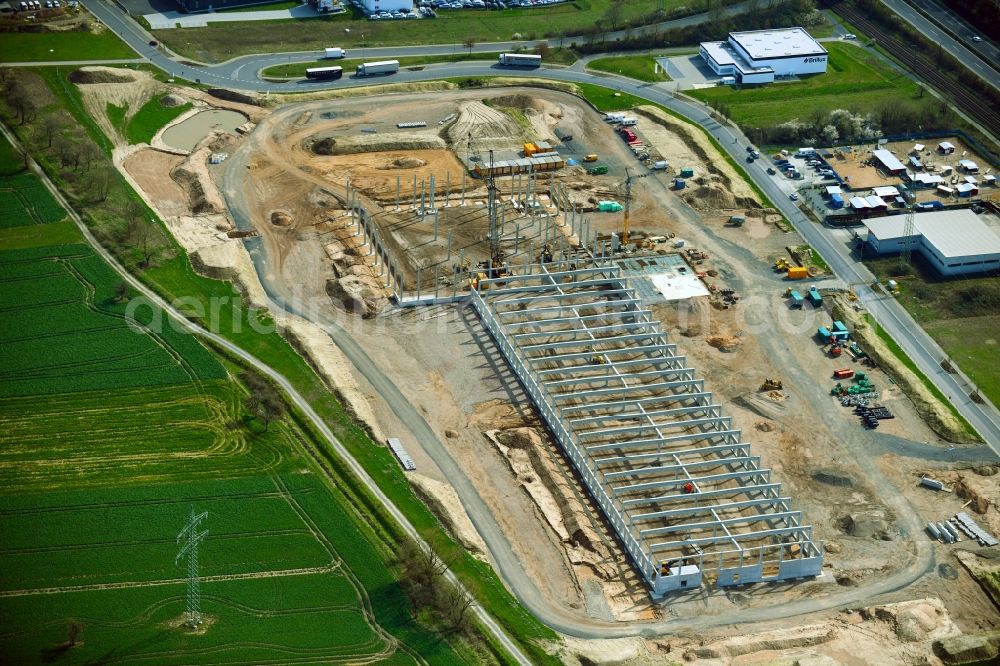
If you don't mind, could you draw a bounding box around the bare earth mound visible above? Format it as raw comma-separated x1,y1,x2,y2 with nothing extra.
316,132,445,155
69,66,136,84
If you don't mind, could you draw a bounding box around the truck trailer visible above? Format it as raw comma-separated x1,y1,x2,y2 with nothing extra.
356,60,400,76
305,66,344,80
498,53,542,67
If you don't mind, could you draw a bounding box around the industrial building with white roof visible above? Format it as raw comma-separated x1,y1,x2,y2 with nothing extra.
864,209,1000,276
699,27,828,84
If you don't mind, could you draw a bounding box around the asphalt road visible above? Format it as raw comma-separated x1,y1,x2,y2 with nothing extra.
880,0,999,89
43,0,1000,639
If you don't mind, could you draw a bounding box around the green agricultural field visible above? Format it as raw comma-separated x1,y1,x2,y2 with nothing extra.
0,244,224,395
0,30,136,63
261,49,576,78
154,0,688,62
0,229,468,662
688,42,927,127
587,54,670,82
0,173,67,228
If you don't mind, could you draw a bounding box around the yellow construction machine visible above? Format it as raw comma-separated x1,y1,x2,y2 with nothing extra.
759,378,783,391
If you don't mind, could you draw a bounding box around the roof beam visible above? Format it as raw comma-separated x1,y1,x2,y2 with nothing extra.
489,277,625,297
586,427,739,454
638,510,800,539
620,481,781,508
570,403,720,426
480,266,619,287
544,368,694,390
578,414,728,440
648,525,814,553
631,496,792,523
498,299,642,318
505,310,654,330
550,379,704,402
513,321,657,342
522,332,667,353
604,456,759,482
489,288,633,307
559,392,713,415
611,469,770,496
592,442,749,467
528,344,679,366
538,356,688,378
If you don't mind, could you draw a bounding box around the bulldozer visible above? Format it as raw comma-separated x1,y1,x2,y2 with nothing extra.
774,257,791,272
759,378,783,391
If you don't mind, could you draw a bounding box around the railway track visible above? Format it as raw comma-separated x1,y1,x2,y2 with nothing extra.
825,0,1000,140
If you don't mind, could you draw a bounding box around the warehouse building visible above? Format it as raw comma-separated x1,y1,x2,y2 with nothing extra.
864,209,1000,276
700,27,827,84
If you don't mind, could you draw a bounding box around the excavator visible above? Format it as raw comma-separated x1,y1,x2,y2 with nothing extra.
759,378,784,391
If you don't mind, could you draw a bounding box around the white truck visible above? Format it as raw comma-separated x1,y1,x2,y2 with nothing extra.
605,112,626,123
651,160,669,170
356,60,399,76
619,117,638,126
324,47,347,59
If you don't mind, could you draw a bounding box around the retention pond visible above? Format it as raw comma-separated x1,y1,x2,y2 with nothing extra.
161,109,247,152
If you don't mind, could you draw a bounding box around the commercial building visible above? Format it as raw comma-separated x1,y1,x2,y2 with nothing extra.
699,27,827,84
864,209,1000,276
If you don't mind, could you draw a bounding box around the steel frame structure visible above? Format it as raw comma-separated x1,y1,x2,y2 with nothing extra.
470,260,822,596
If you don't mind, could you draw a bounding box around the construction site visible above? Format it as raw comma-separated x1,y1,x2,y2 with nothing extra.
105,76,1000,663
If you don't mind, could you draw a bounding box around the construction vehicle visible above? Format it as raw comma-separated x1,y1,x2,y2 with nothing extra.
583,154,599,162
482,150,508,280
588,165,609,175
620,168,635,247
682,482,695,494
760,378,783,391
774,257,791,272
726,215,745,227
538,243,554,263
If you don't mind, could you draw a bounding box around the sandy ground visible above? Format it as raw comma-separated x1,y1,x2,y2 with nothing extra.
122,149,188,218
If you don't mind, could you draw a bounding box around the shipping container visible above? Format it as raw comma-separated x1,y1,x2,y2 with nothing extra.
789,290,804,308
786,266,808,280
833,369,854,379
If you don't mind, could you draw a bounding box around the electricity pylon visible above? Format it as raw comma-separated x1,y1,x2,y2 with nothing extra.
176,507,209,627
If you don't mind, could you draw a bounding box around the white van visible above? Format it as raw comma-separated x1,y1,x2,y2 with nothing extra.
620,117,638,127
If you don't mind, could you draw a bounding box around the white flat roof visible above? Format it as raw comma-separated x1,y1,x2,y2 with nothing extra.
650,272,711,301
866,209,1000,258
826,185,843,194
873,149,906,172
729,27,826,60
873,186,900,197
700,40,773,73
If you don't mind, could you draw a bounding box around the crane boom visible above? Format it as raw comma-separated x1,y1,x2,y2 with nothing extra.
622,167,633,247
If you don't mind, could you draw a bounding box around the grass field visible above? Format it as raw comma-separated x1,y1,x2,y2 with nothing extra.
866,255,1000,408
0,30,136,63
154,0,688,62
126,95,194,145
261,49,576,78
688,42,928,127
587,54,670,82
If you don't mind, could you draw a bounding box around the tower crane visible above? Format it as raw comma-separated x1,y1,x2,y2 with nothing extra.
619,168,645,248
